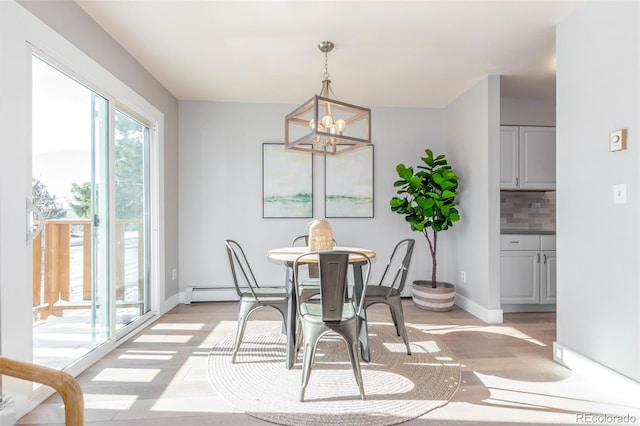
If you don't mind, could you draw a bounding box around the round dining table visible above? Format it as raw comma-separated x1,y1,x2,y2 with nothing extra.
267,246,376,369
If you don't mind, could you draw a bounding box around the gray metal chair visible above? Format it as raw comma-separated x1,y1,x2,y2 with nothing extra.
363,238,415,355
291,235,310,247
293,250,371,401
225,240,289,363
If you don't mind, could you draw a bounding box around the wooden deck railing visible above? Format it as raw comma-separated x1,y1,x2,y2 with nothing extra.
32,219,144,320
0,357,84,425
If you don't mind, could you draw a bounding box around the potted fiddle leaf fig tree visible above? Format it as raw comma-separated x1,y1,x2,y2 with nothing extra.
390,149,461,311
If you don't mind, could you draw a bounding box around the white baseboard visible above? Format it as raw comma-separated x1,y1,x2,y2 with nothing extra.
553,342,640,406
454,292,503,324
160,292,181,315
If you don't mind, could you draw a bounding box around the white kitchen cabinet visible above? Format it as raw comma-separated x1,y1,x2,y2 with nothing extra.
500,250,540,304
500,234,557,308
500,126,556,190
500,126,519,189
540,250,557,304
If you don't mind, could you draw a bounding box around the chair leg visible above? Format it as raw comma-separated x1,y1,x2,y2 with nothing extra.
275,302,288,335
389,306,400,336
231,300,253,363
333,324,366,400
346,338,366,400
389,300,411,355
295,318,303,354
299,324,321,402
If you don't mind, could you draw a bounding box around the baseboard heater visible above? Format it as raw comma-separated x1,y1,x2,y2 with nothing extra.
184,286,239,304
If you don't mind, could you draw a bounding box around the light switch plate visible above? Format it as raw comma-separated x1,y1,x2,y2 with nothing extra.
613,184,627,204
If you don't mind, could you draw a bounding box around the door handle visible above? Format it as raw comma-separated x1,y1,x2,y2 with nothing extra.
26,197,44,243
536,253,540,263
543,254,547,264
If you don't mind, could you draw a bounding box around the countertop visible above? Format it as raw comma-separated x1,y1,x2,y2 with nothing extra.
501,229,556,235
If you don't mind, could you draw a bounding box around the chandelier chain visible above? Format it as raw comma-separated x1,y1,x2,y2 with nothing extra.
323,50,330,80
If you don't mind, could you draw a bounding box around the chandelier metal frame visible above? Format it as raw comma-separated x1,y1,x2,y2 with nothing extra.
285,41,371,155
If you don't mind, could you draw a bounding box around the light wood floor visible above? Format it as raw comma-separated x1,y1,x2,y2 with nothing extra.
18,301,639,425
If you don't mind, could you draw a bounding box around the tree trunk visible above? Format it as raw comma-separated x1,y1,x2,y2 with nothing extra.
425,230,438,288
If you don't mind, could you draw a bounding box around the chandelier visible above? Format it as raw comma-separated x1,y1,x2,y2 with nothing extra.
285,41,371,155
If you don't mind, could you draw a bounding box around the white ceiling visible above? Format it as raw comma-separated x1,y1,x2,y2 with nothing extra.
75,0,582,108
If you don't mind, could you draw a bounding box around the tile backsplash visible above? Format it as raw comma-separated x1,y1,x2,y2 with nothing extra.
500,191,556,232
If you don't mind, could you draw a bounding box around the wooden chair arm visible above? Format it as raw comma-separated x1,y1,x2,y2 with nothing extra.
0,356,84,425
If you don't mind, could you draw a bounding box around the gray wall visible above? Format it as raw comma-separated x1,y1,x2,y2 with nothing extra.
178,101,446,294
500,97,556,126
556,1,639,382
443,76,502,317
19,0,181,300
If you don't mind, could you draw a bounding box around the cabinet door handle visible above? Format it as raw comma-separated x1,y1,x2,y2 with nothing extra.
537,253,540,263
543,254,547,264
509,241,520,244
516,177,519,187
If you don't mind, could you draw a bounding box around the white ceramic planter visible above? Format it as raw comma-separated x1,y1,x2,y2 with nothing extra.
412,280,455,312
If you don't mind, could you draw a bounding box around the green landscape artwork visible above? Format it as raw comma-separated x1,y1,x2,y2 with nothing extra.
325,145,373,218
263,143,313,218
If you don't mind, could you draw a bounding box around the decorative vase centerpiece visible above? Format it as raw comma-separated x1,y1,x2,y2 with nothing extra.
308,219,334,251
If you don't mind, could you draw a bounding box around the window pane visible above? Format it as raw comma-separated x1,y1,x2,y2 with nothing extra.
114,110,150,328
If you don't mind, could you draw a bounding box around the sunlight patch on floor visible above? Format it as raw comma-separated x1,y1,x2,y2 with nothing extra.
196,320,237,349
408,340,441,353
150,354,238,414
472,372,640,420
92,368,161,382
150,396,243,413
133,334,192,343
382,342,412,353
83,393,139,410
118,353,174,360
151,323,205,331
121,349,177,355
422,324,547,346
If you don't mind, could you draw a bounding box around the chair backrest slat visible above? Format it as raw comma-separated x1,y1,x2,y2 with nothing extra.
318,252,349,322
294,250,371,321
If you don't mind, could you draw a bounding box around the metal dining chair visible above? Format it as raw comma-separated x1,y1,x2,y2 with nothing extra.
293,250,371,401
224,240,289,363
363,238,415,355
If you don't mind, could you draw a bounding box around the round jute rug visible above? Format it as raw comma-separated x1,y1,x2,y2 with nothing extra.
207,319,461,426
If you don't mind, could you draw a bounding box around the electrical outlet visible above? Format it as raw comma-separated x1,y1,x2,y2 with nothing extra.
172,269,178,280
460,271,467,283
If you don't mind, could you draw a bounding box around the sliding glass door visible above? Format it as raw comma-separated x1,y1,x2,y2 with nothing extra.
31,55,151,370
